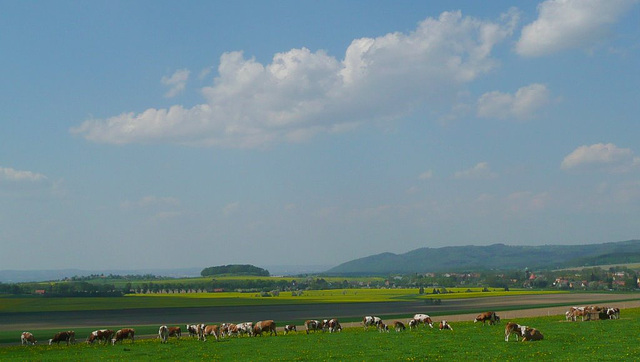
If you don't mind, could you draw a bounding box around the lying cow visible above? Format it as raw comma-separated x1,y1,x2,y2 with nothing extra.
253,320,277,336
158,325,169,343
49,331,75,345
474,311,500,325
504,322,526,342
284,324,297,334
21,332,36,346
363,316,382,329
393,321,406,332
521,327,543,341
111,328,135,345
304,320,322,334
87,329,114,344
413,314,434,328
439,320,453,331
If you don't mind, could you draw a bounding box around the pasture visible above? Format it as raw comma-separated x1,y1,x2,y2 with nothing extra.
2,308,639,361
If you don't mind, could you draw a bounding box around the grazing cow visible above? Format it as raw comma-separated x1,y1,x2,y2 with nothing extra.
606,307,620,320
504,322,525,342
253,320,277,336
408,319,419,330
521,327,543,341
439,320,453,331
474,311,500,325
186,324,199,338
284,324,297,334
222,323,239,338
87,329,114,344
237,322,253,337
111,328,135,345
377,322,389,333
363,316,382,329
21,332,36,346
327,319,342,333
413,314,434,328
49,331,75,345
202,324,220,341
158,325,169,343
393,321,406,332
305,320,322,334
167,326,182,339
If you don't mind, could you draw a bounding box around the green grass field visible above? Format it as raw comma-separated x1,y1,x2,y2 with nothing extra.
2,308,638,361
0,288,565,313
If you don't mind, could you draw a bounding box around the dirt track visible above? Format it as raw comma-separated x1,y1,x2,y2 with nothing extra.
2,293,638,331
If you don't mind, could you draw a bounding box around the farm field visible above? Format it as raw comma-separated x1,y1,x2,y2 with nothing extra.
0,288,565,313
1,308,639,361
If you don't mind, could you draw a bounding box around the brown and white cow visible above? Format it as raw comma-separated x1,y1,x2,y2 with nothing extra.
567,307,589,322
284,324,297,334
393,321,406,332
363,316,382,329
377,322,389,333
87,329,114,344
49,331,75,345
111,328,135,345
328,319,342,333
21,332,36,346
413,314,434,328
201,324,220,341
167,326,182,339
222,323,239,338
474,311,500,325
408,319,419,330
504,322,526,342
439,320,453,331
159,325,169,343
237,322,253,337
304,320,322,334
253,320,277,336
521,327,543,341
606,307,620,320
186,324,199,338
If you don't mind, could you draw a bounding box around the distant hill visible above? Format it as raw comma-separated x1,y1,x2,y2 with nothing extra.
326,239,640,275
200,264,270,277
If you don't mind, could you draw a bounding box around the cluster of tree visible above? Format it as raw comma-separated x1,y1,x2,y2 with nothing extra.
201,264,269,277
69,273,162,282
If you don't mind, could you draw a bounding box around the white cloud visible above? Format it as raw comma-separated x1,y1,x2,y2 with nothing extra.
419,170,433,180
454,162,498,180
516,0,637,57
0,167,46,182
121,195,180,209
223,202,240,216
561,143,640,172
477,83,550,120
71,10,518,148
161,69,190,98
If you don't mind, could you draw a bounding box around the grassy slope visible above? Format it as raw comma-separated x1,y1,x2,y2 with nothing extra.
1,309,639,361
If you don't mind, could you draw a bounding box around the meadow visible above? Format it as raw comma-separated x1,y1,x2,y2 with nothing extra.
1,308,638,361
0,288,565,313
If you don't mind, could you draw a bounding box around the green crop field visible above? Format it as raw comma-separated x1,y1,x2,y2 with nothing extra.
0,289,565,313
1,309,638,361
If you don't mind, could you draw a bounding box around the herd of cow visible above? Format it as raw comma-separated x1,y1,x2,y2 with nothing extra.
18,306,621,347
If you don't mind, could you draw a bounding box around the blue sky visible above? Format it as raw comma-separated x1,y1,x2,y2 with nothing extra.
1,0,639,271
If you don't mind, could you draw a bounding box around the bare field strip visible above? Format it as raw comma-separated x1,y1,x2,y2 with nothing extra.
1,293,638,334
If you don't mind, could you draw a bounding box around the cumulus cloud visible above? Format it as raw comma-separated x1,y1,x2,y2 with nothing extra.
477,83,550,120
516,0,637,57
0,167,46,182
454,162,498,179
161,69,190,98
71,10,518,148
561,143,640,172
